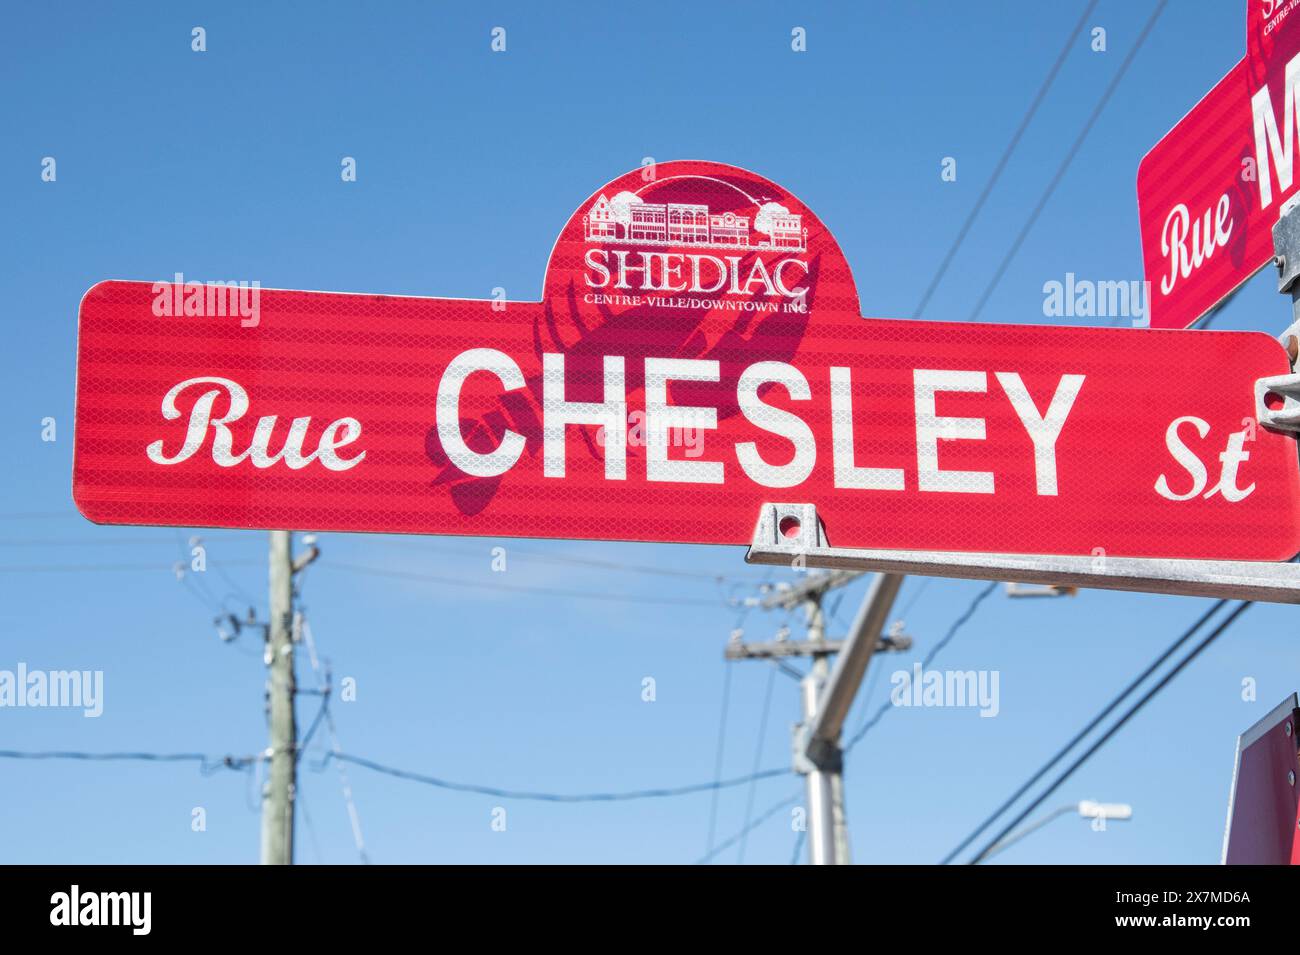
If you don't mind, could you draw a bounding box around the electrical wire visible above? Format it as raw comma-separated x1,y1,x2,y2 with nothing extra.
326,751,787,803
319,559,733,609
376,537,743,585
0,534,249,546
896,577,931,622
694,789,803,864
0,532,744,588
845,581,999,752
737,664,778,863
703,663,734,862
210,557,259,610
967,0,1168,322
300,617,370,865
0,560,261,573
0,745,788,806
939,598,1229,865
0,750,257,774
965,600,1253,864
174,530,228,613
911,0,1101,319
296,780,326,865
297,692,330,763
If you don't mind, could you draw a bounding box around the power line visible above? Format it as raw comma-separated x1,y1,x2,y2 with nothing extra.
0,511,80,521
0,750,256,774
912,0,1101,318
377,537,744,585
0,746,789,806
966,600,1254,864
299,616,370,864
327,751,787,803
0,532,745,588
0,560,261,574
967,0,1168,322
849,651,887,741
790,827,806,865
695,789,803,864
296,781,326,864
297,692,330,764
0,531,253,546
939,598,1229,865
737,664,778,863
210,557,259,609
175,530,225,611
178,571,223,616
320,559,733,609
844,581,998,752
703,662,735,862
897,577,931,621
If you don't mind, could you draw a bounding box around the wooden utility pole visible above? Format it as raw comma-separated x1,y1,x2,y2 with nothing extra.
727,570,905,864
261,530,297,865
258,530,319,867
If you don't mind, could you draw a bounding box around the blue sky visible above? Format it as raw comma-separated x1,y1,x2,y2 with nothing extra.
1,0,1291,864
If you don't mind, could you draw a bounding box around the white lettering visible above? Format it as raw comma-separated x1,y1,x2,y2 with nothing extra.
735,361,815,488
995,372,1085,496
436,349,525,478
914,370,994,494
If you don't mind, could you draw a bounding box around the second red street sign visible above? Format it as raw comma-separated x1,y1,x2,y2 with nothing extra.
1138,0,1300,330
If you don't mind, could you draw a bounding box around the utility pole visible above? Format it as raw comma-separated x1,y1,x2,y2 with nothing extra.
803,572,904,864
799,589,839,865
728,570,908,864
260,530,319,865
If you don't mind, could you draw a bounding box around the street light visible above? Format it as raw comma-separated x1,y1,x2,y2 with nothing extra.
977,800,1133,862
1004,582,1078,598
1077,800,1132,822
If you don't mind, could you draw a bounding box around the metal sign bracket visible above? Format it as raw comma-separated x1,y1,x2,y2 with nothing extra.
745,503,1300,604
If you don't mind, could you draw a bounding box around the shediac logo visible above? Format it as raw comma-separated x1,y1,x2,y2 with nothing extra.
1259,0,1299,39
50,885,151,935
581,187,812,306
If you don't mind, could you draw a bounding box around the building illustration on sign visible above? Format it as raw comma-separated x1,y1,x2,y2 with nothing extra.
583,191,807,252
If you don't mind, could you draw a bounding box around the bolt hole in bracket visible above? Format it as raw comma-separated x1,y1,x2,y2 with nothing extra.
746,503,1300,604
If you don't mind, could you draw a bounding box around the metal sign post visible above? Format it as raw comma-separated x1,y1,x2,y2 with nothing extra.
745,501,1300,603
747,197,1300,603
726,569,904,865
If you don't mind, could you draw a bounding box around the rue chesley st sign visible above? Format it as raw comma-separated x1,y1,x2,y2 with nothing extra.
74,161,1300,563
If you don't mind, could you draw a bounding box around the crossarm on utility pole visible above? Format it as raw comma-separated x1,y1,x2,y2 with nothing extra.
804,572,904,766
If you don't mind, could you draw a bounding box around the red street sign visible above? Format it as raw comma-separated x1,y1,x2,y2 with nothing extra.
1222,694,1300,864
75,161,1300,561
1138,2,1300,329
